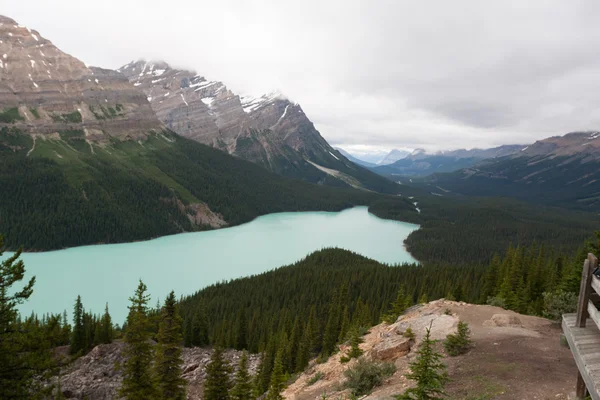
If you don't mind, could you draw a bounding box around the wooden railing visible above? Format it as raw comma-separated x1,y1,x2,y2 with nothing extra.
567,253,599,399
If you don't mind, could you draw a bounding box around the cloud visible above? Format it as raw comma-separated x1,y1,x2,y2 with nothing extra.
3,0,600,154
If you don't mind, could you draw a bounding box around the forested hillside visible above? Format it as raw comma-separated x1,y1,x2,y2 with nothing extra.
0,127,412,251
176,233,597,388
370,194,600,265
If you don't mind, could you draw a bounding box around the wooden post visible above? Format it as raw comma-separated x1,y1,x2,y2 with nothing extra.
577,259,593,328
577,371,588,398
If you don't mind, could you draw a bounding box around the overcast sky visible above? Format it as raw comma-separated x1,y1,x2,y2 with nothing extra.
3,0,600,155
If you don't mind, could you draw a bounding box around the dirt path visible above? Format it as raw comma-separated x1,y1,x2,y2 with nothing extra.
284,301,578,400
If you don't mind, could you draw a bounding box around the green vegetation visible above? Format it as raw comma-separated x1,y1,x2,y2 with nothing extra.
343,357,396,396
417,154,600,212
30,108,40,119
370,194,600,265
179,248,485,388
203,347,232,400
306,372,323,386
403,327,415,340
0,107,24,123
0,235,58,398
397,326,448,400
119,281,159,399
155,291,186,400
0,130,413,251
382,286,412,324
51,111,82,123
231,351,253,400
444,321,472,356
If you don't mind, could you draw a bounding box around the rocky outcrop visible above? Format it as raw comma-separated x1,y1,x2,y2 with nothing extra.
283,300,576,400
0,16,163,143
371,335,412,360
54,343,259,400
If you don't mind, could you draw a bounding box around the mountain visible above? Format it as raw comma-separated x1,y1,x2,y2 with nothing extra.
371,144,523,177
334,147,377,168
117,60,399,193
0,16,406,251
377,148,411,165
417,131,600,211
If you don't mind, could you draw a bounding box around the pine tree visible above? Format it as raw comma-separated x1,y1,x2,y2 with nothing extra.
398,325,448,400
346,327,364,359
99,303,113,344
321,288,341,358
119,280,158,400
192,302,209,347
0,236,42,398
338,306,350,343
266,348,285,400
230,351,253,400
236,308,248,350
253,351,268,397
443,321,472,356
383,287,411,324
204,347,232,400
69,295,85,355
287,316,302,372
155,291,186,400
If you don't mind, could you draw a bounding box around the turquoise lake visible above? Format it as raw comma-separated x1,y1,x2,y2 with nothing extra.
7,207,418,323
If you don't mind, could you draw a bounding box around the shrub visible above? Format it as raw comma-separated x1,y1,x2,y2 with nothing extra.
343,357,396,396
542,290,577,321
486,296,507,309
307,372,323,386
29,108,40,119
340,355,351,364
402,327,415,340
444,321,472,356
0,107,24,123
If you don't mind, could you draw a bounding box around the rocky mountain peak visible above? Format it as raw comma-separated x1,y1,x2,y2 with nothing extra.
518,131,600,160
0,17,163,143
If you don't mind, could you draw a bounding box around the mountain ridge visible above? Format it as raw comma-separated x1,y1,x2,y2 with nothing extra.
118,60,400,193
0,16,408,251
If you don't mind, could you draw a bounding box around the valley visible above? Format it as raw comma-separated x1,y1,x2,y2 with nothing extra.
1,6,600,400
13,207,418,323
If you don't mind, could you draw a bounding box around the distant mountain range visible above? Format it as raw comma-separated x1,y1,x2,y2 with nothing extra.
416,131,600,211
334,147,378,168
378,149,412,165
117,61,398,193
370,145,524,177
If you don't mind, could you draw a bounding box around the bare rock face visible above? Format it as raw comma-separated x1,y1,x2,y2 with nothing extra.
0,16,163,143
117,60,356,183
371,335,412,360
392,311,459,341
55,343,259,400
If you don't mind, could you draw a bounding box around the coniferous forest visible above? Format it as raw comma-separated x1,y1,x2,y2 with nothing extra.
2,225,599,398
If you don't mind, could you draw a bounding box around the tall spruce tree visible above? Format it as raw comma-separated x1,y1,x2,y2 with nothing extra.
99,303,113,344
383,287,411,324
321,288,341,358
155,291,186,400
119,280,158,400
0,236,42,398
204,347,232,400
266,348,285,400
230,351,253,400
235,308,248,350
69,295,85,355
